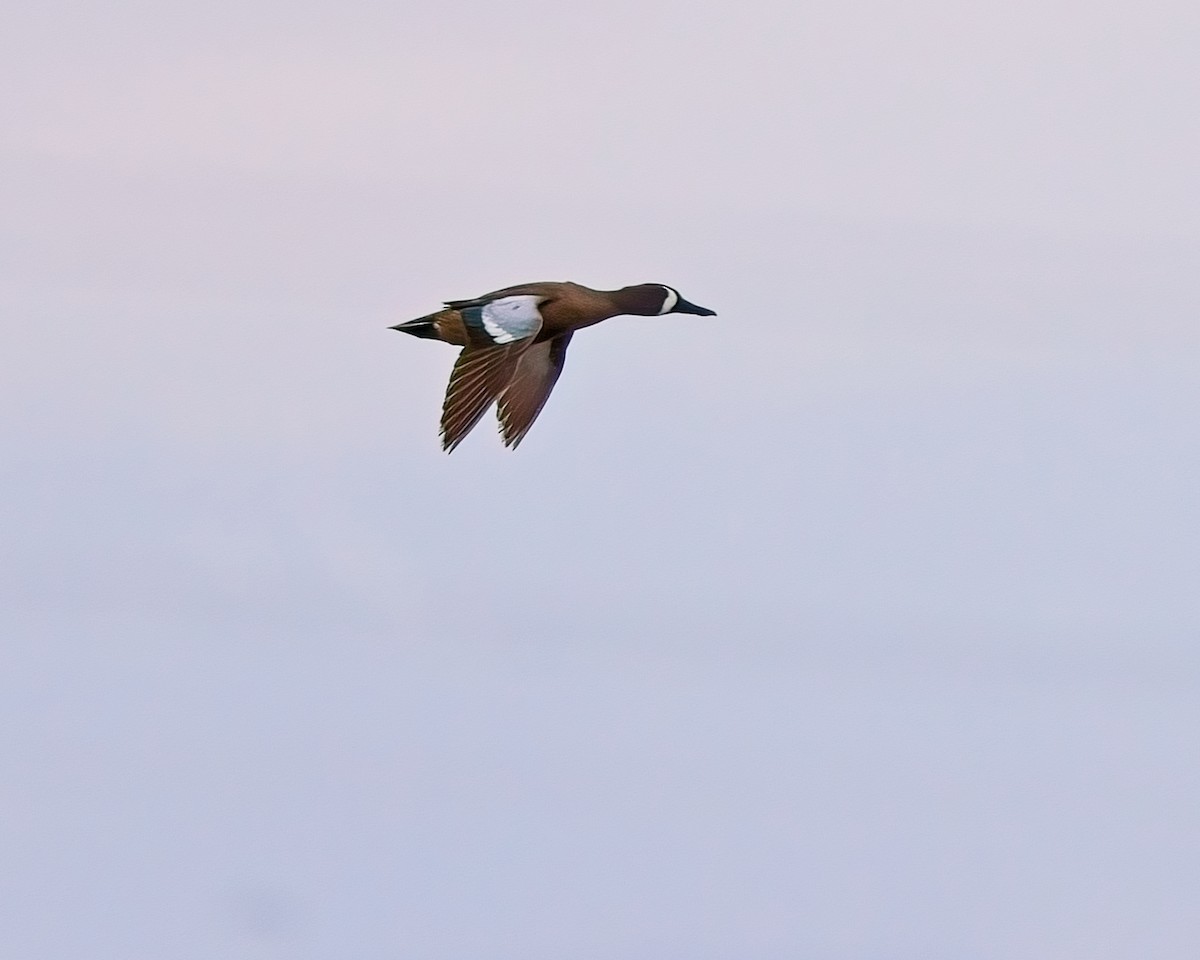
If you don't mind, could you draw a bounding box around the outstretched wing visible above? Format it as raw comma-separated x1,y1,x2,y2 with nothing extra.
444,282,559,312
440,344,529,452
439,296,545,452
496,333,573,449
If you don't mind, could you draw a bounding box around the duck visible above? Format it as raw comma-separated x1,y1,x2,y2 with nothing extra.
390,281,716,451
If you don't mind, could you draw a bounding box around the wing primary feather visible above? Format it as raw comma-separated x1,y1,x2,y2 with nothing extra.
496,334,573,449
439,341,534,451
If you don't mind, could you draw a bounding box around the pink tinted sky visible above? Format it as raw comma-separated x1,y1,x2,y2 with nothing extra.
3,1,1199,957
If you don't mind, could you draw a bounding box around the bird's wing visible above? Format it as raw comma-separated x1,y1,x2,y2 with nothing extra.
444,282,560,312
496,333,573,449
439,297,546,452
441,343,532,452
457,295,545,348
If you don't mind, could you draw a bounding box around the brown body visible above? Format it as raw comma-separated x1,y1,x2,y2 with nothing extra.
416,281,669,345
391,280,715,451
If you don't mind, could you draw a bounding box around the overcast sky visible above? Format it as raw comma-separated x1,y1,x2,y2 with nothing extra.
3,1,1199,957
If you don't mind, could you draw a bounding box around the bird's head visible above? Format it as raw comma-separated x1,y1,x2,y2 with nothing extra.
621,284,716,317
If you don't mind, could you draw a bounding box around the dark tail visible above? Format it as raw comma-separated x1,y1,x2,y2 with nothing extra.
389,318,440,340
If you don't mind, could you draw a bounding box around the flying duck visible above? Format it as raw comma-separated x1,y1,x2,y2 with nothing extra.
390,281,715,451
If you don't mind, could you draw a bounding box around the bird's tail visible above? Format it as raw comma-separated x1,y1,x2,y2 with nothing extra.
389,316,440,339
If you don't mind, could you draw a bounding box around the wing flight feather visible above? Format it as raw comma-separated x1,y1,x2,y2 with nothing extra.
496,334,573,448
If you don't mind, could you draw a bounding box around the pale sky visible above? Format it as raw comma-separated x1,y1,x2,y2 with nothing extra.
3,1,1199,957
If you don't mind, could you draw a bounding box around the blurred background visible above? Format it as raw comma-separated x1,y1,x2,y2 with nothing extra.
3,0,1198,956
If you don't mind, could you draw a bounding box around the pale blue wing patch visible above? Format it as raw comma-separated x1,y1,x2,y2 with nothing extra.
462,295,543,346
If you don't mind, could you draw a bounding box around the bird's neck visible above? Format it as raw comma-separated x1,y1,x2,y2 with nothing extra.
606,285,661,317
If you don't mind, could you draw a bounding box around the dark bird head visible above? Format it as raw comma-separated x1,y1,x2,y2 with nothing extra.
619,284,716,317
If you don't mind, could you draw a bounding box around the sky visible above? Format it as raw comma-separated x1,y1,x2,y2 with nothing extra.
3,0,1199,957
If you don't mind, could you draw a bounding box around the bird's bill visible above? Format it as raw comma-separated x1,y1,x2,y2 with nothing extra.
674,298,717,316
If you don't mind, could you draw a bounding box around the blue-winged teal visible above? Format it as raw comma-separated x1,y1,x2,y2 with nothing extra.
391,281,715,451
